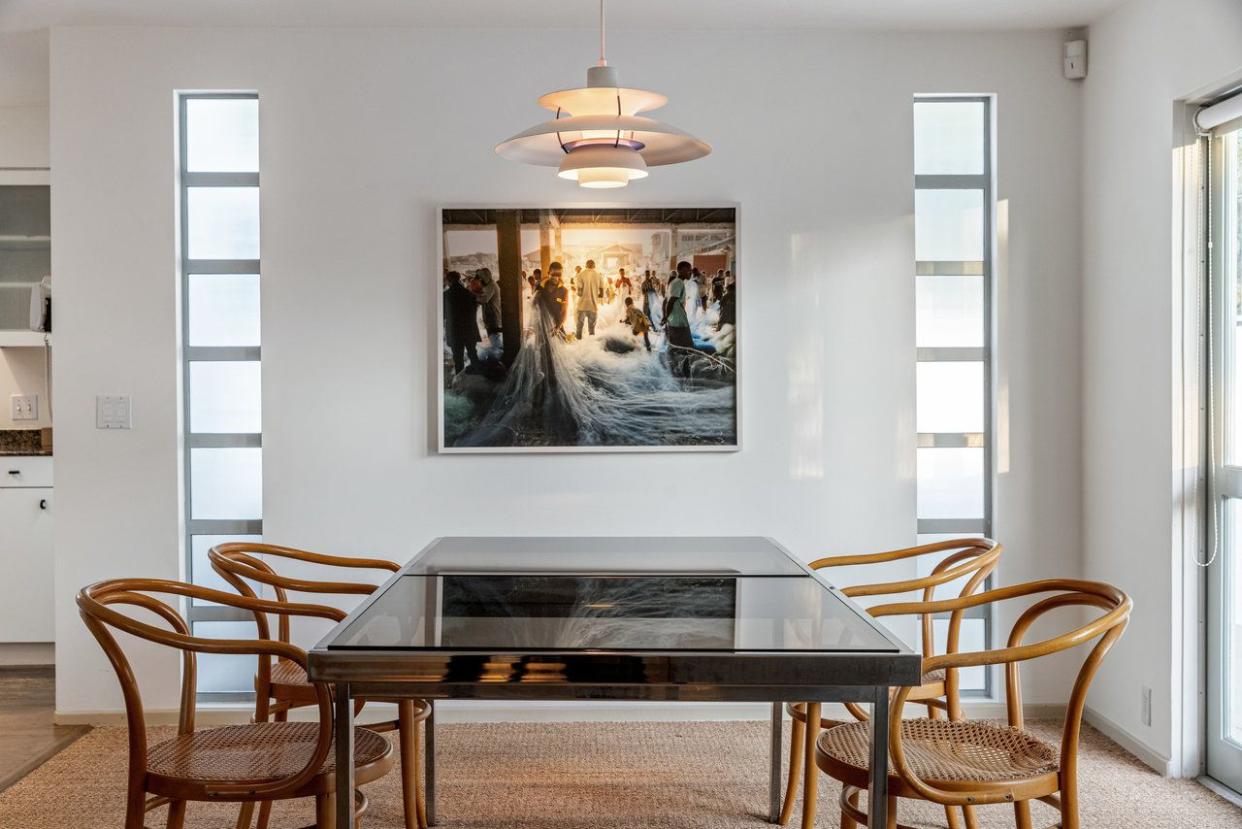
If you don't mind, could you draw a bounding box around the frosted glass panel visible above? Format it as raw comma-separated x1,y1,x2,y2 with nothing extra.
915,190,983,262
190,448,262,519
917,447,983,519
194,621,258,694
186,98,259,172
916,276,983,347
1231,332,1242,466
914,101,984,175
190,361,262,433
931,617,987,690
916,362,984,433
189,274,260,346
1227,500,1242,743
187,188,259,260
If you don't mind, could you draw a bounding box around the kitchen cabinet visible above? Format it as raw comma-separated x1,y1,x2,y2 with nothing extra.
0,456,52,643
0,181,50,332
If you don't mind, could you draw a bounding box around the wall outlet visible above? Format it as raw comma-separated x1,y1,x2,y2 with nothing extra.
96,395,132,430
1141,686,1152,727
10,394,37,421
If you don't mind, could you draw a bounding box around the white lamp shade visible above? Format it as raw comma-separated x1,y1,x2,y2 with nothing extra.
496,114,711,168
557,144,649,188
538,86,668,117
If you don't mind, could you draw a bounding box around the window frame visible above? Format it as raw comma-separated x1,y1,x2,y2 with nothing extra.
1206,118,1242,791
178,92,262,704
913,94,996,698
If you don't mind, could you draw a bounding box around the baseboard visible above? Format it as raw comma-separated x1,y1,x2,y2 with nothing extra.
0,643,53,667
56,700,1066,727
1084,705,1174,776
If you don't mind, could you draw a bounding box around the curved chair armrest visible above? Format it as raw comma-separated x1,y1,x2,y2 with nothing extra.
211,542,398,596
78,579,337,802
880,580,1131,808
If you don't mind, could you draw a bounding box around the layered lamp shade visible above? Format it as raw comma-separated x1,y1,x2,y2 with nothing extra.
495,60,711,189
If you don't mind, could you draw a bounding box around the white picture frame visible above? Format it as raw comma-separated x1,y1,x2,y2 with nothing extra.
435,203,741,454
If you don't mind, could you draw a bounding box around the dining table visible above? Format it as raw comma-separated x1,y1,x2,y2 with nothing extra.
307,536,921,829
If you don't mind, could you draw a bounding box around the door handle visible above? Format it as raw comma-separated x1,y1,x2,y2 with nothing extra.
7,470,18,476
39,499,47,510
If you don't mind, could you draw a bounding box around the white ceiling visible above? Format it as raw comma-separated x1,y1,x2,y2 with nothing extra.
0,0,1126,33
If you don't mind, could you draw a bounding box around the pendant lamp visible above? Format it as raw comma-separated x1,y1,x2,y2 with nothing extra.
495,0,710,188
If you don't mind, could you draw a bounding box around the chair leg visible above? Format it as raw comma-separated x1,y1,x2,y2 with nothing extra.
1014,800,1033,829
316,792,336,829
800,703,821,829
234,802,255,829
124,780,149,829
962,805,980,829
1060,785,1080,829
165,800,186,829
943,806,963,829
840,785,859,829
398,700,426,829
778,713,805,826
254,801,273,829
886,796,897,829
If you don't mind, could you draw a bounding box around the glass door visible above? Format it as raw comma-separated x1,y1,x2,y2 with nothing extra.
1209,123,1242,792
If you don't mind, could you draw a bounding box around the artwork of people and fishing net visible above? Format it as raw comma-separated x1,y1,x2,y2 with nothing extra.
439,207,738,451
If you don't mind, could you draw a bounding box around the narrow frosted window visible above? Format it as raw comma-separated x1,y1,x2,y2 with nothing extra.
179,93,262,699
913,96,994,695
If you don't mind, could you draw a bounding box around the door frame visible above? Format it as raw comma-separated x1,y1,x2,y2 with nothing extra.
1205,115,1242,792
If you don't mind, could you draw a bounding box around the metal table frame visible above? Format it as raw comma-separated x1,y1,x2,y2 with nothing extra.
308,538,920,829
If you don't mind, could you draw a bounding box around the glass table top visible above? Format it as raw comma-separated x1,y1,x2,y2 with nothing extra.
399,536,809,577
328,574,897,653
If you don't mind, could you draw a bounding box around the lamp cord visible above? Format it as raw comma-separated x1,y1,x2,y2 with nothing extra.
598,0,607,66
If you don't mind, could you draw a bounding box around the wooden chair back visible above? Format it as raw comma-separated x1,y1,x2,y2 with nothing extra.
809,538,1001,717
874,578,1132,807
208,542,398,695
209,542,397,637
77,578,345,800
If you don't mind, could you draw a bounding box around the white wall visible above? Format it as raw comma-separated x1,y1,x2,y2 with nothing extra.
0,104,48,168
50,25,1083,716
1082,0,1242,773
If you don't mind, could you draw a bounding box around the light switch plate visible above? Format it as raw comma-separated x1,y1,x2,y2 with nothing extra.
96,395,132,430
10,394,37,421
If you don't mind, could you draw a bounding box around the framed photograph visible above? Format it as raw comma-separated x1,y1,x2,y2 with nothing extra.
437,205,739,452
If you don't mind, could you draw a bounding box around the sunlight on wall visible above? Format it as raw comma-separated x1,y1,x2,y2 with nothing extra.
787,231,825,480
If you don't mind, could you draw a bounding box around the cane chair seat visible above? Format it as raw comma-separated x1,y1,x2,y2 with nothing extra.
816,718,1060,792
146,722,393,793
269,658,310,689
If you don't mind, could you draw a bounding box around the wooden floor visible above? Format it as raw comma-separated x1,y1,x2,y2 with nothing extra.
0,666,90,793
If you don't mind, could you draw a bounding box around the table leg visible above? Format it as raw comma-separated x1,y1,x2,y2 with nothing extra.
425,700,437,826
335,683,354,829
800,702,821,829
769,701,783,823
868,687,890,829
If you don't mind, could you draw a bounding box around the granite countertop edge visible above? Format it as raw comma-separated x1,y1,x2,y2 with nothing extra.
0,429,52,457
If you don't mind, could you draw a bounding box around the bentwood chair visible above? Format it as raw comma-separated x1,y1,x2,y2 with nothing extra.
209,543,430,829
779,538,1002,829
814,578,1131,829
78,578,395,829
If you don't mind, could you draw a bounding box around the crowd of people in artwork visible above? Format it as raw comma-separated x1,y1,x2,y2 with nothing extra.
442,258,737,377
